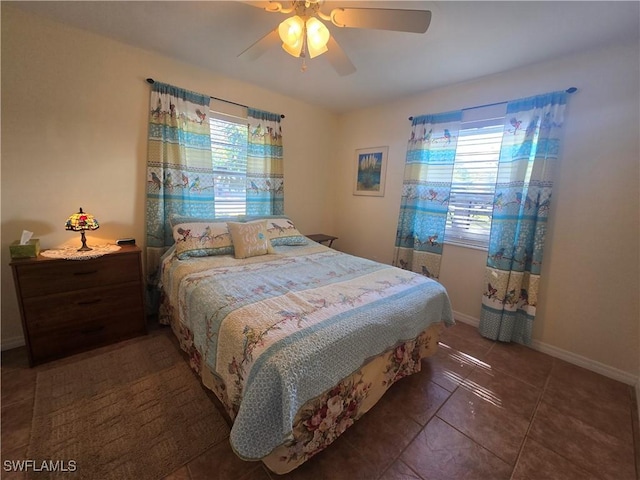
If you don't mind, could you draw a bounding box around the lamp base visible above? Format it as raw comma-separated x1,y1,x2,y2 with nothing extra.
78,231,92,252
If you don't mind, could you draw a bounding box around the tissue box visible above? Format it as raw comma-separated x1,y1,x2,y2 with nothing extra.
10,239,41,259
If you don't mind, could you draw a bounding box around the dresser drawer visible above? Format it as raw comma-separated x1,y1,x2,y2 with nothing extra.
11,245,147,366
23,283,144,334
15,252,141,298
28,314,146,364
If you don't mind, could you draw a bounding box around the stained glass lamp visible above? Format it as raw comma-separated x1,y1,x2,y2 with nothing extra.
65,208,99,251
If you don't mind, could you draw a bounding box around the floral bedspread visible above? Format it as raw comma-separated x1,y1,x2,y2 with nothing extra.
160,243,453,461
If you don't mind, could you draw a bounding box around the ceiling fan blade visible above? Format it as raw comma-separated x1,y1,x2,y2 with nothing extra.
325,36,356,76
238,28,280,61
330,8,431,34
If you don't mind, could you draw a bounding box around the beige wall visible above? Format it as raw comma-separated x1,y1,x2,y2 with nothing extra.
1,6,337,346
332,40,640,379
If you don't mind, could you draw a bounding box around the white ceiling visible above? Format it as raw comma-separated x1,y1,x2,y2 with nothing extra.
10,1,640,113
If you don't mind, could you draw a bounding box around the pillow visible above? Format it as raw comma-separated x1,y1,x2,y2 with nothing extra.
227,220,275,259
172,221,234,259
261,217,308,246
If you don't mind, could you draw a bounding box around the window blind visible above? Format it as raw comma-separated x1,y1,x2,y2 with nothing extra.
445,120,504,249
209,112,248,217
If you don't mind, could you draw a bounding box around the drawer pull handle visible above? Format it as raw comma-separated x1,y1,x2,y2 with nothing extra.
77,298,102,306
74,270,98,276
80,325,105,335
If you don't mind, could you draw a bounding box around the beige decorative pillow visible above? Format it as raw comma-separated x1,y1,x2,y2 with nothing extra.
227,220,275,259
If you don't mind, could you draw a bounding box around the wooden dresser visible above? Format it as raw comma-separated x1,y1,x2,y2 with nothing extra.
10,245,147,366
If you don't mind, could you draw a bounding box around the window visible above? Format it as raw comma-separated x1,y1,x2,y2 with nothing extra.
445,105,506,249
209,111,248,217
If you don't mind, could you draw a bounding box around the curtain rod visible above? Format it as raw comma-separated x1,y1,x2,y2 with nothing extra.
408,87,577,121
145,78,285,119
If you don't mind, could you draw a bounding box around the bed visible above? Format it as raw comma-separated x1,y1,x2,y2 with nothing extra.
158,217,454,474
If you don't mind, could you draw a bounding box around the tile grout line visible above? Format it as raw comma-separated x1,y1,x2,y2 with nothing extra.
507,356,555,480
376,334,486,480
377,380,461,480
374,334,472,480
527,364,635,479
430,340,530,474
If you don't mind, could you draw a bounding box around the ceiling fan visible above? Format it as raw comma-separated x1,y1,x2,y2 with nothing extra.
239,1,432,75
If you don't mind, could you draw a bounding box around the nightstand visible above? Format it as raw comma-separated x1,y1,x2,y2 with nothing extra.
10,245,147,366
307,234,338,248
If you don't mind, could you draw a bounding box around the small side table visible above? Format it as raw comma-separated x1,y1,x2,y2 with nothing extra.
307,234,338,248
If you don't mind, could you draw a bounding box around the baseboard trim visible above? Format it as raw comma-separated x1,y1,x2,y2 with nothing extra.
452,311,479,327
1,335,26,351
530,339,637,386
452,310,638,386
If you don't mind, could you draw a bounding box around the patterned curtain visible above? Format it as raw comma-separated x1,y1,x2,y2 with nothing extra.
145,82,213,283
478,91,568,344
393,111,462,280
246,108,284,216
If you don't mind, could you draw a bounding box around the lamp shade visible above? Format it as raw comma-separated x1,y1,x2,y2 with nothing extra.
279,15,304,57
65,208,99,252
305,17,330,58
65,208,99,231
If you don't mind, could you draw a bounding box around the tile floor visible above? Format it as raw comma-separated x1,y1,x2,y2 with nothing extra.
2,321,638,480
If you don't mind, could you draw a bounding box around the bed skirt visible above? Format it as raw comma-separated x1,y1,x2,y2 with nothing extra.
161,297,444,474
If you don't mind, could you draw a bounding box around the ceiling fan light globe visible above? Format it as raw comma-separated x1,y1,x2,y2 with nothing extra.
307,42,328,58
305,17,330,58
278,15,304,57
282,41,303,57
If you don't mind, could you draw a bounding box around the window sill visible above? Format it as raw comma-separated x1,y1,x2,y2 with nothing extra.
443,240,488,252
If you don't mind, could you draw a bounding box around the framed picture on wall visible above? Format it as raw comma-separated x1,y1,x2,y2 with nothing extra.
353,146,388,196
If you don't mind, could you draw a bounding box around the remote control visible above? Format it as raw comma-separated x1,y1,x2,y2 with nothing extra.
116,238,136,246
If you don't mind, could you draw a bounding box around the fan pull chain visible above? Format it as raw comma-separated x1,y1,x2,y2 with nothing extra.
300,33,308,72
